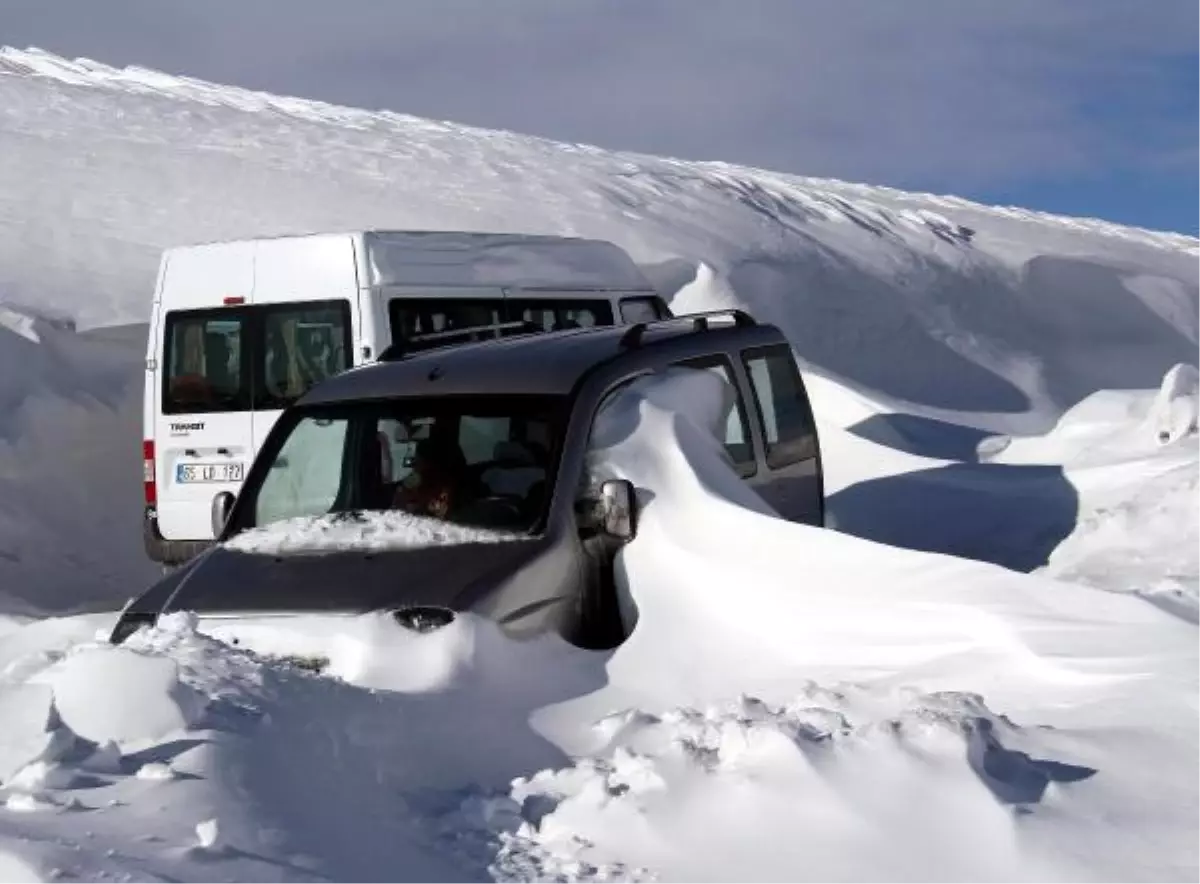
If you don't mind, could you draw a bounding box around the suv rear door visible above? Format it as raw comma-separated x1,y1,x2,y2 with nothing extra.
739,343,824,525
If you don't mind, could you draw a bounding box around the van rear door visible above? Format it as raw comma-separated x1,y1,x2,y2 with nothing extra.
155,298,255,542
249,236,362,448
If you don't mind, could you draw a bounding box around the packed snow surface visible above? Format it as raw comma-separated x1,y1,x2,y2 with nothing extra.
0,48,1196,882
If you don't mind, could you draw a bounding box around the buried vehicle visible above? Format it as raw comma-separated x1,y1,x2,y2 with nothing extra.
112,310,825,650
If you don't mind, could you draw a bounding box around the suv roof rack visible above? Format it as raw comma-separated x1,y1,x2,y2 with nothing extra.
618,309,756,349
377,320,541,361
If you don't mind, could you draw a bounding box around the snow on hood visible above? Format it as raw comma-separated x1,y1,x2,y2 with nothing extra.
222,509,523,556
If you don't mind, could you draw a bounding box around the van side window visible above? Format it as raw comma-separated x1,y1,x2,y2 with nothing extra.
162,311,248,414
619,297,666,324
741,345,818,468
675,356,756,478
507,300,613,331
389,299,507,350
387,299,615,350
260,302,352,409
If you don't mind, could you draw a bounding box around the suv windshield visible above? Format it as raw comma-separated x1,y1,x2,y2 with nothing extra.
234,395,565,535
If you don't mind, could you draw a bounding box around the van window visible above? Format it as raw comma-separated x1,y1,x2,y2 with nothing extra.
260,302,352,409
507,299,613,331
619,297,667,324
676,356,756,477
162,301,351,416
742,345,818,468
162,310,249,414
387,298,615,350
254,415,350,526
388,299,507,349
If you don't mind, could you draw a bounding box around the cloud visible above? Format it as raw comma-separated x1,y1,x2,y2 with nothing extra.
1,0,1195,193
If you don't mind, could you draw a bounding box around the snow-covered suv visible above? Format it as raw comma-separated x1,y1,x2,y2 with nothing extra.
112,310,825,649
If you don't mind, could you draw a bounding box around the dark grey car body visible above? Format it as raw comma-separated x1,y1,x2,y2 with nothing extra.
112,312,825,649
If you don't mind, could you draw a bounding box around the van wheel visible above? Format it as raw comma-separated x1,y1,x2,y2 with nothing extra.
142,511,211,565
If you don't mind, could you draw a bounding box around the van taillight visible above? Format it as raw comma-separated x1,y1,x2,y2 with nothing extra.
143,440,156,505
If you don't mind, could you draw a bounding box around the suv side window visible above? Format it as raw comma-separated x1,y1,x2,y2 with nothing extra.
675,356,756,478
741,345,817,468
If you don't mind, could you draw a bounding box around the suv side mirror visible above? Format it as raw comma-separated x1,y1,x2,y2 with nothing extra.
598,479,637,541
211,491,236,538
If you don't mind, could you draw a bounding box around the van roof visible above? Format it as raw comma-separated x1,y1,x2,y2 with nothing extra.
164,229,657,292
299,316,787,404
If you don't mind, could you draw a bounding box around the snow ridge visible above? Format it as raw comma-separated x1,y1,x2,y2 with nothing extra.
1,45,1194,253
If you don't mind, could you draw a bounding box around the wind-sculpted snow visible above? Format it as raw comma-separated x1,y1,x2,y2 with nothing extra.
0,369,1193,880
0,45,1195,428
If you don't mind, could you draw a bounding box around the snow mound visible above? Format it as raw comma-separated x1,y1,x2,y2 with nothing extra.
1151,363,1199,445
502,691,1097,882
1042,460,1199,619
35,642,205,748
223,510,523,556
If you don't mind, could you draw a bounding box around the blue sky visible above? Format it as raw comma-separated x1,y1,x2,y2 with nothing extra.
3,0,1197,234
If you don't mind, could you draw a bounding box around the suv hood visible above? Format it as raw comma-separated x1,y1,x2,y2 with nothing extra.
142,537,550,617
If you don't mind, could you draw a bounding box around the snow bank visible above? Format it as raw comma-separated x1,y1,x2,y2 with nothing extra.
0,371,1193,880
0,319,156,616
1,46,1194,433
223,510,523,556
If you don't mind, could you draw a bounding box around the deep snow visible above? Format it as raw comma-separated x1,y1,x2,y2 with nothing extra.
0,47,1196,883
0,369,1195,882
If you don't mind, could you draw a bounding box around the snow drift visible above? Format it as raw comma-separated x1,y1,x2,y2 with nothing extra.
0,369,1194,882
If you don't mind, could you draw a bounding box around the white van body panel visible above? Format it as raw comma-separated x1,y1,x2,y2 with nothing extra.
250,234,359,306
152,242,258,541
361,231,654,290
158,240,256,308
146,229,661,553
248,234,362,453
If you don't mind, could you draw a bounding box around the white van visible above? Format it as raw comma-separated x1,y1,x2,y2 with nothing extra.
142,229,669,564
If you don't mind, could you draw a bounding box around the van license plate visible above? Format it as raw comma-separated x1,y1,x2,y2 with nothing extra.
176,462,244,484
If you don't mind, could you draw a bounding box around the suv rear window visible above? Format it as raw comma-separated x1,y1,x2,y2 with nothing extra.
162,300,351,415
